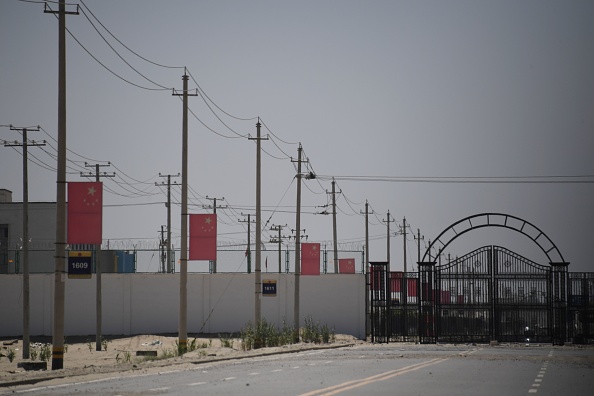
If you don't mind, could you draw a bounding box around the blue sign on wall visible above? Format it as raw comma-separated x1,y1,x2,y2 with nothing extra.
263,280,277,296
68,251,92,279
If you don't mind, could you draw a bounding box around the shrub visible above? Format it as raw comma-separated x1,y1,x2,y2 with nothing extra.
219,334,233,348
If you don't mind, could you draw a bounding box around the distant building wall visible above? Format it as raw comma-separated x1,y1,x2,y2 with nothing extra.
0,273,365,339
0,202,57,273
0,189,12,203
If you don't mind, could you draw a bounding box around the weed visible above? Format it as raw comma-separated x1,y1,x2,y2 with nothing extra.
30,348,38,361
123,350,131,363
101,337,110,351
87,340,93,353
219,334,233,348
160,348,176,359
302,316,321,343
115,353,121,363
240,318,298,351
7,348,16,363
39,344,51,362
321,324,335,343
188,338,197,352
175,340,187,356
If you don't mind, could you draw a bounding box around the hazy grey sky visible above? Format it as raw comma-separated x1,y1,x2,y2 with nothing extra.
1,0,593,272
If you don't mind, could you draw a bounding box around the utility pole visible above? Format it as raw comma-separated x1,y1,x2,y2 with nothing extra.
203,196,226,273
4,125,44,359
249,120,268,325
397,217,408,309
156,173,179,274
326,178,341,273
414,229,424,267
360,200,373,338
398,217,408,274
172,71,197,353
159,226,166,273
45,0,79,370
383,211,394,274
269,224,288,274
292,143,306,341
239,214,256,274
359,200,373,275
81,162,114,352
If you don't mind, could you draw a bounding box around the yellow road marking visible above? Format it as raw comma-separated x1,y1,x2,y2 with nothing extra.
300,357,449,396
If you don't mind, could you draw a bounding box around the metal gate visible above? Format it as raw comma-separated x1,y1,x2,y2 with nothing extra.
371,246,570,344
568,273,594,344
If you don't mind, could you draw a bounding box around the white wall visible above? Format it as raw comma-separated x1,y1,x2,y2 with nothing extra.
0,273,365,339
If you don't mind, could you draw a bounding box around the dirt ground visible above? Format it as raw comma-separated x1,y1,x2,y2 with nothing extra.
0,334,361,387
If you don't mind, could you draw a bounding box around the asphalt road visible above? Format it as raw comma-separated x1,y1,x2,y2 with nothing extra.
3,344,593,395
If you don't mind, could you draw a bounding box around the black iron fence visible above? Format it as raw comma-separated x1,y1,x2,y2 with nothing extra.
368,246,593,345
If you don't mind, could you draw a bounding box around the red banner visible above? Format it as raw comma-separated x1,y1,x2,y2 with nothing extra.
301,243,320,275
339,258,356,274
440,290,452,304
189,214,217,261
391,271,404,292
67,182,102,245
407,278,418,297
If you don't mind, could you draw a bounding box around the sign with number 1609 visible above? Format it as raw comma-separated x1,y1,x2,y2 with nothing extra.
68,251,92,279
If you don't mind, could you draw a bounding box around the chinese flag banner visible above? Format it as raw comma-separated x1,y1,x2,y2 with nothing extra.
189,214,217,261
67,181,103,245
339,258,356,274
301,243,320,275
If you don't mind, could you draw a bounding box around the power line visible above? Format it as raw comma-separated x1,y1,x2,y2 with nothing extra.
79,0,184,70
186,69,257,122
44,3,170,91
78,6,171,90
316,174,594,184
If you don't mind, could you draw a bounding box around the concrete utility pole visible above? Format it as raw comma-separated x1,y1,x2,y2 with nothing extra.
399,217,408,274
269,224,288,274
414,228,424,267
383,211,394,274
292,143,306,341
239,213,256,273
45,0,79,370
156,173,179,273
327,178,341,273
398,217,408,306
4,125,44,359
249,120,268,325
360,200,373,338
203,196,226,273
159,226,166,273
81,162,114,352
172,72,197,353
359,200,373,275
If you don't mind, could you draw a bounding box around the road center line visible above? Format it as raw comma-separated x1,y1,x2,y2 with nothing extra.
299,357,449,396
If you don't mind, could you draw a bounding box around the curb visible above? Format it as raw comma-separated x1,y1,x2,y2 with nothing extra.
0,342,356,389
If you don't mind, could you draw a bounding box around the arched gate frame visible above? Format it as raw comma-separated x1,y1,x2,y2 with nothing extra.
416,213,569,345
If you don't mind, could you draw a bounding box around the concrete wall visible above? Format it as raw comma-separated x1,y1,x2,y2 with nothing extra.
0,273,365,339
